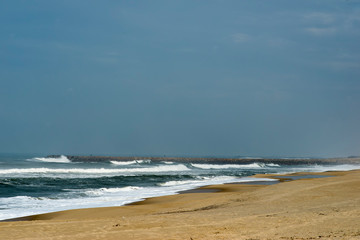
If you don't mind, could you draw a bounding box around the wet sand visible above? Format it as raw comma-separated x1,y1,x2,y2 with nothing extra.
1,170,359,239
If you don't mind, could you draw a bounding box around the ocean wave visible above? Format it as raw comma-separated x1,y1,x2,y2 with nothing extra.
110,160,151,165
266,163,280,167
136,159,152,164
299,164,360,172
0,164,190,175
162,161,174,164
84,186,143,196
190,163,279,169
158,175,242,187
158,179,203,187
110,160,138,165
32,155,71,163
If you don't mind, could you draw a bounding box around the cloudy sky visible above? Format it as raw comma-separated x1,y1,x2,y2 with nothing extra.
1,0,359,157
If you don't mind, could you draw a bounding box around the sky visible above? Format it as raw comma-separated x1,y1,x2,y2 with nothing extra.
0,0,359,157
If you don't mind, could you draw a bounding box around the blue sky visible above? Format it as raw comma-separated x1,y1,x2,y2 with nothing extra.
1,0,359,157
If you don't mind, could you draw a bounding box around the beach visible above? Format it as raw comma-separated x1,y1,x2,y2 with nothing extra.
3,1,360,239
1,169,359,240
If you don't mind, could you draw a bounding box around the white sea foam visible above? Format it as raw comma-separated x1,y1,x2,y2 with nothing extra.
110,160,138,165
297,164,360,173
159,179,204,187
190,163,276,169
159,176,277,187
260,164,360,176
162,161,174,164
84,186,143,196
136,159,152,164
0,164,190,176
266,163,280,167
32,155,71,163
110,160,151,165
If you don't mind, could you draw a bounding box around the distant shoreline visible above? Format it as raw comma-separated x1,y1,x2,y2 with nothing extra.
48,155,360,165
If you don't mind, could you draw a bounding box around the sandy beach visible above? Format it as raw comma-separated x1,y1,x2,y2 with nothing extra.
1,170,359,240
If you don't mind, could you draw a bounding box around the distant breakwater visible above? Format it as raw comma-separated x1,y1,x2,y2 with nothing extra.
47,155,360,165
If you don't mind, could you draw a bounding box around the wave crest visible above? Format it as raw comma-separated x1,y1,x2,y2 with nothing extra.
110,160,151,165
32,155,71,163
190,163,279,169
85,186,143,196
110,160,138,165
0,164,190,175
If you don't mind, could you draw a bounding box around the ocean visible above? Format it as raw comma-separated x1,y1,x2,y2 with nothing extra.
1,154,359,220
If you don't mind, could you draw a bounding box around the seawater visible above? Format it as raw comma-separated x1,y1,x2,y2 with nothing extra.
0,154,359,220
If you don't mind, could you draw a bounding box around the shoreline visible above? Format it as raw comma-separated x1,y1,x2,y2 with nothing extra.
1,169,360,239
0,169,352,221
2,162,359,222
0,173,281,222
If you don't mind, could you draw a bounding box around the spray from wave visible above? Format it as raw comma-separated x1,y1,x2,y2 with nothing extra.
32,155,71,163
110,160,151,165
110,160,138,165
162,161,174,164
84,186,143,196
190,163,280,169
0,164,191,176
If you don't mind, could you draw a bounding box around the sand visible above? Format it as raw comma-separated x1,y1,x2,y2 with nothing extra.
1,170,359,240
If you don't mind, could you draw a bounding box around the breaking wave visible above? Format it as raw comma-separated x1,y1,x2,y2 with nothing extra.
162,161,174,164
32,155,71,163
110,160,138,165
0,164,190,175
84,186,143,196
110,160,151,165
190,163,279,169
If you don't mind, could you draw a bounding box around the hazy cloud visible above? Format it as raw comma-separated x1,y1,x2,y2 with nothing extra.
327,61,360,70
266,37,295,48
231,33,251,43
305,27,337,36
304,12,336,24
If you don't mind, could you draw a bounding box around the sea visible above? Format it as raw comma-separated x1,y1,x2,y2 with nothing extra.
1,154,359,220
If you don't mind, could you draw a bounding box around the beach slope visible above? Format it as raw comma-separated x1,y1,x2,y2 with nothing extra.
1,170,359,239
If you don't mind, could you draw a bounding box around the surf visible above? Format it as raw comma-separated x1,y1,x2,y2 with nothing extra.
31,155,71,163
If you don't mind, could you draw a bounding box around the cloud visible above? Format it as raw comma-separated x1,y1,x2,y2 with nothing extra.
266,37,295,48
305,27,337,36
344,9,360,30
231,33,251,43
327,61,360,70
302,12,339,36
304,12,336,24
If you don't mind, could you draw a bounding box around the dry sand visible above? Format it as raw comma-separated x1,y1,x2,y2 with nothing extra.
1,170,359,240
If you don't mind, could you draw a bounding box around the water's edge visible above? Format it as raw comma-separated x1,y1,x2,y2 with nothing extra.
0,170,341,222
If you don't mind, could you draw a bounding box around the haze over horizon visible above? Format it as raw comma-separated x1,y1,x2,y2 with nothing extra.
1,1,360,158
